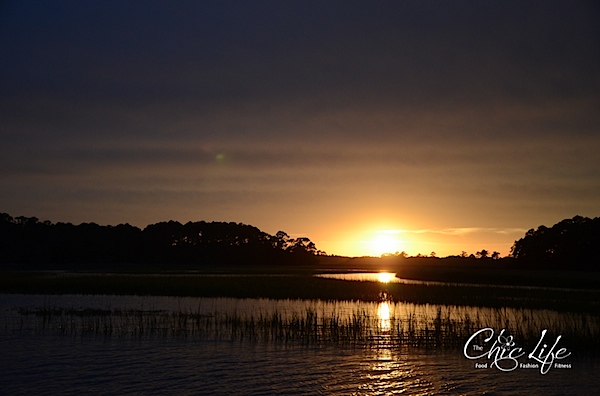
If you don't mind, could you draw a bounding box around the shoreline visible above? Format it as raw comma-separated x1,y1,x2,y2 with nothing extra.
1,269,599,314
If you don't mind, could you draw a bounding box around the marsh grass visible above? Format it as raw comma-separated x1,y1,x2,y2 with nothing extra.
10,302,600,354
3,271,599,354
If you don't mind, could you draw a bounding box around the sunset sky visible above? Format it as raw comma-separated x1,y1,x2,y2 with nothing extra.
1,1,599,257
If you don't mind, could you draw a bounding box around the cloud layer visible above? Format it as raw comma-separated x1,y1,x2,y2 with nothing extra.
1,0,599,255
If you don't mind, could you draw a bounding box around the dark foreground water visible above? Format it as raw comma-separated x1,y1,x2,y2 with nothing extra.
1,294,599,394
1,334,598,395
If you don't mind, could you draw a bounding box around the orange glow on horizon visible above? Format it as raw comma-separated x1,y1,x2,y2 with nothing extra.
367,230,405,256
312,222,515,258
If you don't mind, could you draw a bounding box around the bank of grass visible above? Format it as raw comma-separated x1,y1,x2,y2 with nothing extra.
335,256,600,290
393,259,600,290
1,271,599,313
11,303,600,355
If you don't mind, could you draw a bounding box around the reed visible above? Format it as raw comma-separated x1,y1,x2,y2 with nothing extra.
10,303,600,354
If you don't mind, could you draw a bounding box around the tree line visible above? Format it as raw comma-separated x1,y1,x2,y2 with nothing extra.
510,215,600,270
0,213,321,269
1,212,598,270
377,216,599,271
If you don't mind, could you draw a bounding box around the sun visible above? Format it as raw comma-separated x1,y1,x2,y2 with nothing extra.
368,230,404,256
371,234,397,254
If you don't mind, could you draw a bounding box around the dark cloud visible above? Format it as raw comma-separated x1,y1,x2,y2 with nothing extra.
1,0,599,255
3,1,598,106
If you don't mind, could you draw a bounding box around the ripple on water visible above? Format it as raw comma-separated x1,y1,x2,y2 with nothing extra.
1,294,599,395
1,335,599,395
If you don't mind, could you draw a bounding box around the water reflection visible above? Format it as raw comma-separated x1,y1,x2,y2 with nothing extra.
4,294,598,357
356,348,438,395
2,332,595,396
316,272,400,283
377,301,391,332
2,293,599,394
377,272,394,283
316,271,595,293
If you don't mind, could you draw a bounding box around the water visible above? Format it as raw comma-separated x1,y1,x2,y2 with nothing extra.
315,272,598,292
1,294,599,394
4,294,592,342
1,334,596,395
316,272,403,283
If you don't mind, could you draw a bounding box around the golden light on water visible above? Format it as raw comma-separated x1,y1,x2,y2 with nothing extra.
315,272,398,283
377,272,395,283
377,301,392,332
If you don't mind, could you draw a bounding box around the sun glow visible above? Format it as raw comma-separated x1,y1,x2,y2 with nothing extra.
368,230,404,256
326,222,422,257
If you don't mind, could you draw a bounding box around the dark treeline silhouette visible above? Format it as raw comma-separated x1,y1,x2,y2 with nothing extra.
0,213,320,269
2,212,599,271
511,215,600,270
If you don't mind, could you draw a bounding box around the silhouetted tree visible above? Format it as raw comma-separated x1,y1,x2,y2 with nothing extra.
511,216,600,270
287,237,317,255
381,251,407,259
476,249,489,259
0,212,321,269
273,231,291,250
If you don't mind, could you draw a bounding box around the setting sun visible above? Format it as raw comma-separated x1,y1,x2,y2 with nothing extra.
368,230,404,256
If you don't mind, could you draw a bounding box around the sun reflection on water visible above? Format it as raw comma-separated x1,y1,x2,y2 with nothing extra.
315,272,400,283
377,272,395,283
377,301,392,332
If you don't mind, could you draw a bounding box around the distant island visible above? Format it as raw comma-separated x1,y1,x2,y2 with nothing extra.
1,212,598,271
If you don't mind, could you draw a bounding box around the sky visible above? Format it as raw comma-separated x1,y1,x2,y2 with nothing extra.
1,1,599,257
